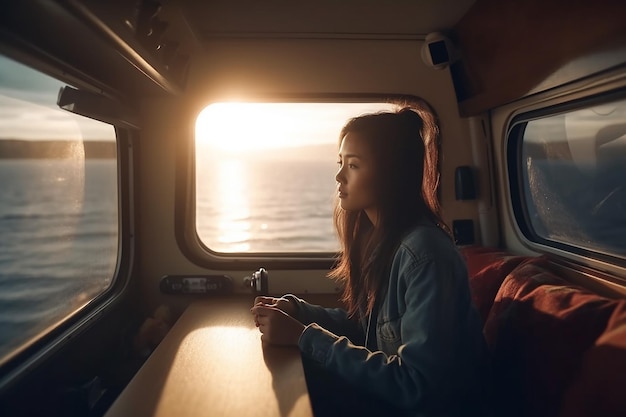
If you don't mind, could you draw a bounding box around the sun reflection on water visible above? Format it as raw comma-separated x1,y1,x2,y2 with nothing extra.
205,158,251,252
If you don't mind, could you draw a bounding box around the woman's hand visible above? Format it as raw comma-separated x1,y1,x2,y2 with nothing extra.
253,296,297,316
251,304,305,346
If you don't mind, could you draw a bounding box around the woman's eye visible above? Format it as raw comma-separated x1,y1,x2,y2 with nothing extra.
336,160,357,169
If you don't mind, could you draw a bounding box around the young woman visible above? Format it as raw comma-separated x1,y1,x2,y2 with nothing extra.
251,104,492,417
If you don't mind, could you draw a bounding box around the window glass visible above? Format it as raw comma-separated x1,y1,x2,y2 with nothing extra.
0,55,118,363
518,97,626,258
195,102,396,253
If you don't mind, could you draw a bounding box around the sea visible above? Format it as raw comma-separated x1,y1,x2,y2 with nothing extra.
0,159,118,361
0,156,339,362
196,155,340,253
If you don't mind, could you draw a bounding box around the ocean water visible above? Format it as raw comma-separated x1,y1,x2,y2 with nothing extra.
196,156,340,252
0,159,118,361
0,156,340,361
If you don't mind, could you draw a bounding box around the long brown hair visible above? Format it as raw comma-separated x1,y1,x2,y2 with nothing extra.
328,100,450,318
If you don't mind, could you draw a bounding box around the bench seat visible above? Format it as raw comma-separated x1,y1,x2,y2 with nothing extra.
460,246,626,417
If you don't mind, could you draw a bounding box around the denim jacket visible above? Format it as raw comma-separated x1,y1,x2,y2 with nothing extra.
284,221,492,417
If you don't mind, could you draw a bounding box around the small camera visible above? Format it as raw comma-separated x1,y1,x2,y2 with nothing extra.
244,267,269,295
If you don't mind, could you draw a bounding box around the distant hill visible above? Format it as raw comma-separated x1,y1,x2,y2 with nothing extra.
0,139,115,159
261,142,337,160
1,140,336,160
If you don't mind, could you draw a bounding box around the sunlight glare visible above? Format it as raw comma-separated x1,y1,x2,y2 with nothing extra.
197,103,305,152
195,101,398,153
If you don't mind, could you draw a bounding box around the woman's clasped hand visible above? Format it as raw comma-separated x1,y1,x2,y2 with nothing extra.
251,296,304,346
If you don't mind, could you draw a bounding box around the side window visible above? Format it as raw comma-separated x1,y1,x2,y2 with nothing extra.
0,55,118,363
510,95,626,261
194,102,396,253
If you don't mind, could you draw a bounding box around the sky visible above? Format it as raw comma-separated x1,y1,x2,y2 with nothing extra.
0,55,114,141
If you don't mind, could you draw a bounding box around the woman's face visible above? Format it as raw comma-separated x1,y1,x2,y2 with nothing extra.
335,132,379,224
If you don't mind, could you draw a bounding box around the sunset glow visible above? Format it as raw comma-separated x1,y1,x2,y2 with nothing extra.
195,102,397,153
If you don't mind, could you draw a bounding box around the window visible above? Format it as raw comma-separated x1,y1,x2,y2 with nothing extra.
195,102,396,253
510,94,626,260
0,55,118,363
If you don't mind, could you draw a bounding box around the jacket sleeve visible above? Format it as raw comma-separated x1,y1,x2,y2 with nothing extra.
296,252,479,410
282,294,365,346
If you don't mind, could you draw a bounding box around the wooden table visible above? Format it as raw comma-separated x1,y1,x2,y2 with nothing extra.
104,297,313,417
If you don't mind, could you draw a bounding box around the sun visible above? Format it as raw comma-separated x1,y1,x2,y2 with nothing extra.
196,102,301,153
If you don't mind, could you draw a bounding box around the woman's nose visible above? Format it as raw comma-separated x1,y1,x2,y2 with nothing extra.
335,167,344,184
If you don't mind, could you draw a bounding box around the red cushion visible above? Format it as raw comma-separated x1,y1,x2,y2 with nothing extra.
559,300,626,417
460,246,528,323
484,258,620,417
460,246,520,277
461,246,527,324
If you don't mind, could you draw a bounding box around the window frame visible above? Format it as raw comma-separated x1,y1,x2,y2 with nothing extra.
176,94,424,270
0,47,135,389
506,88,626,269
